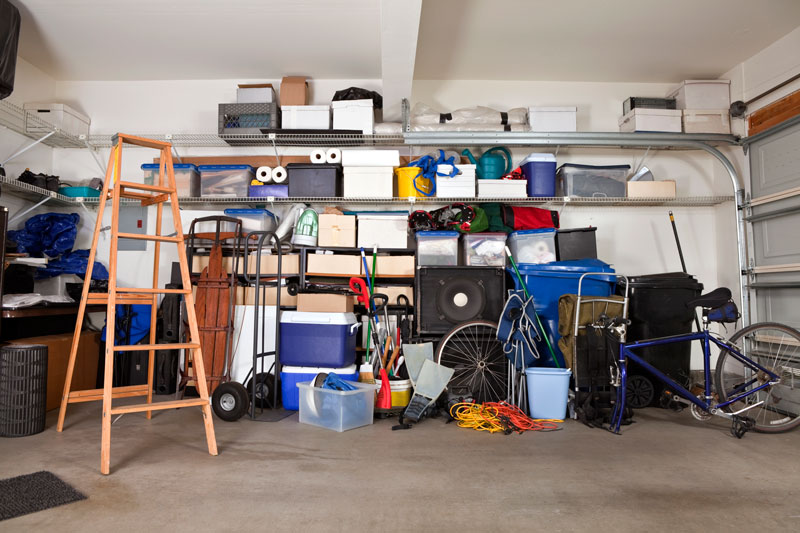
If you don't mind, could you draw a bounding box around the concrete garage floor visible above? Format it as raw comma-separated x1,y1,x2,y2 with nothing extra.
3,402,799,531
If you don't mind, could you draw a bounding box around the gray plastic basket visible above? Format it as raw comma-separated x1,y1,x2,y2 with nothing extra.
218,103,280,134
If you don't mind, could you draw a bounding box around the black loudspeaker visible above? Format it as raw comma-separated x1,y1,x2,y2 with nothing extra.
416,267,505,335
154,291,181,395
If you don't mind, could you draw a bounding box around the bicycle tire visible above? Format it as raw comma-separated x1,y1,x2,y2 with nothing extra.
715,322,800,433
436,320,509,404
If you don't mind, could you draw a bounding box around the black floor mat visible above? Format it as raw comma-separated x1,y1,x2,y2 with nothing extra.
0,471,86,521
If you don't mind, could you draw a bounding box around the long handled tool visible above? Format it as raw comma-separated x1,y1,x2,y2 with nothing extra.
669,211,702,332
505,246,562,368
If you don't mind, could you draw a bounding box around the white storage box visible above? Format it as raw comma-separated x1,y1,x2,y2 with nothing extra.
281,105,330,129
627,180,677,198
416,231,460,266
508,229,557,265
198,165,255,197
437,179,476,198
341,149,400,167
297,380,377,432
437,164,476,177
236,84,275,104
332,99,374,134
343,167,393,198
681,109,731,134
528,106,577,132
668,80,730,110
142,163,200,197
463,233,507,266
357,214,408,249
477,179,527,198
23,103,90,138
618,108,682,133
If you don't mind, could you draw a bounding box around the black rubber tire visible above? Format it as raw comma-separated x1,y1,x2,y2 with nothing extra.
212,381,249,421
626,374,656,409
244,372,278,409
715,322,800,433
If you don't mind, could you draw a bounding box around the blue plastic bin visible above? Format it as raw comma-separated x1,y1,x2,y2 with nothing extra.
520,153,556,197
249,183,289,198
279,312,359,367
58,186,100,198
509,259,616,367
280,365,358,410
525,367,572,419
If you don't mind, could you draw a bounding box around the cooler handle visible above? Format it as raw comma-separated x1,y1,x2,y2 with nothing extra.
349,323,360,336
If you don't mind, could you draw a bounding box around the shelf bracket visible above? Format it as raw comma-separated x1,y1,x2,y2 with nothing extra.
2,131,56,166
85,140,108,176
8,196,52,225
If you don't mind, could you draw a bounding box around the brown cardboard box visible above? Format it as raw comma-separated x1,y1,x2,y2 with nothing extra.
281,76,309,105
318,214,356,248
8,331,101,411
361,255,415,276
297,293,354,313
307,253,362,276
193,255,244,274
246,254,300,275
234,286,298,306
626,180,676,198
374,285,414,305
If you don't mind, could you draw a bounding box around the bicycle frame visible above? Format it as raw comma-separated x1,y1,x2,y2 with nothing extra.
611,329,782,434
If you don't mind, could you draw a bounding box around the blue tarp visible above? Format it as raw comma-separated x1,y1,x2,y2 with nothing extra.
100,304,152,346
8,212,79,257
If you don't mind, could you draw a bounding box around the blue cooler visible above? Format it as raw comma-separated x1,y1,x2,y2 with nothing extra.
520,153,556,197
280,365,358,410
279,312,359,367
509,259,616,367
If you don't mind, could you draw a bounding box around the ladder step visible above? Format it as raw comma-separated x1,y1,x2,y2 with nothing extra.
119,181,174,194
116,287,191,295
110,398,208,415
87,293,153,305
117,232,181,243
68,384,149,403
112,343,200,352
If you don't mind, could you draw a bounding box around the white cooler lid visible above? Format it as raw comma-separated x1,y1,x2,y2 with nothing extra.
282,364,358,374
280,311,357,325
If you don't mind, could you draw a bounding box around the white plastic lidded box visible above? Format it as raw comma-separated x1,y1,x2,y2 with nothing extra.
357,213,408,249
668,80,730,110
618,108,682,133
23,103,90,138
343,167,393,198
477,179,527,198
341,149,400,167
281,105,330,129
332,99,374,134
681,110,731,134
528,106,577,132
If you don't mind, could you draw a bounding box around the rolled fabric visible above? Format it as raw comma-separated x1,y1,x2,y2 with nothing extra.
256,166,273,183
325,148,341,164
310,149,327,164
271,165,288,183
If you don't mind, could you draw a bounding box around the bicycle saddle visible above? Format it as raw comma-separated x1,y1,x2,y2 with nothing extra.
686,287,731,309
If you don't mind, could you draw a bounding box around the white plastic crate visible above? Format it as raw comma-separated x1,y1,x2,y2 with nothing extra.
332,99,374,134
618,108,682,133
357,214,408,249
681,110,731,134
528,106,577,132
343,167,393,198
281,105,330,129
23,103,90,138
668,80,730,110
477,179,527,198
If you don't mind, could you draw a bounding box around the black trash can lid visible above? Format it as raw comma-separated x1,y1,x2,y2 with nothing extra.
622,272,704,290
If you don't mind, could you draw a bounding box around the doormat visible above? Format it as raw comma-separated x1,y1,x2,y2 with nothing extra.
0,471,86,521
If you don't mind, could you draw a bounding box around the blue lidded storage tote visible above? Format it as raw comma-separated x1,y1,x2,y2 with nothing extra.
279,312,359,367
280,365,358,410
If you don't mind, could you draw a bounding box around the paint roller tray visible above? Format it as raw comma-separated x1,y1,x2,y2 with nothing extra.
297,381,378,432
259,129,365,145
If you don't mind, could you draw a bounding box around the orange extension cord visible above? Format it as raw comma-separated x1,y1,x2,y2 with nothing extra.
449,402,562,434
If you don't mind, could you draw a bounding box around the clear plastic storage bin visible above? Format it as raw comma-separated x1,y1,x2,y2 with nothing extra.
297,381,377,432
198,165,254,197
142,163,200,197
223,209,278,233
416,231,460,266
556,164,630,198
508,229,557,265
463,233,507,266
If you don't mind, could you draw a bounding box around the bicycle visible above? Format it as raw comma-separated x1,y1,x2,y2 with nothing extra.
600,285,800,437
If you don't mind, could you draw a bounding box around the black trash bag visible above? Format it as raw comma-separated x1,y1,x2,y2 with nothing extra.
17,169,61,192
0,0,21,100
332,87,382,109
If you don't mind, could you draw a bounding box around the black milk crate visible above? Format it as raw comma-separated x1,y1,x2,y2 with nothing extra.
218,103,281,135
623,97,676,115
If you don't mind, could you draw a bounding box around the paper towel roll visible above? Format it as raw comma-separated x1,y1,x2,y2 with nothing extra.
256,166,273,183
310,149,327,164
325,148,341,164
272,166,288,184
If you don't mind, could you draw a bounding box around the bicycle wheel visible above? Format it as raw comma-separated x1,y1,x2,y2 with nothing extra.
436,320,509,404
715,322,800,433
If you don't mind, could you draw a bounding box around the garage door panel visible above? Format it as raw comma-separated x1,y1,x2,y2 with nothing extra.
750,123,800,198
753,279,800,331
752,205,800,266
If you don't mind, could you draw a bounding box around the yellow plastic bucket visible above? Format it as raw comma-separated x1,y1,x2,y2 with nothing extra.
395,167,433,198
375,378,412,408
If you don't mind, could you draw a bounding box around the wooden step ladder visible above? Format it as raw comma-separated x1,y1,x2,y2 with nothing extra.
57,133,217,475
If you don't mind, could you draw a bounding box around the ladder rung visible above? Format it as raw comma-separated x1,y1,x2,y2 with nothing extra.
87,293,153,305
117,232,181,243
68,384,149,403
114,133,172,149
112,343,200,352
119,181,173,194
116,287,191,295
110,398,207,415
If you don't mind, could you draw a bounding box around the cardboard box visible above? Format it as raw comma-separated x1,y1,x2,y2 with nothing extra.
234,286,298,306
318,214,356,248
297,293,354,313
193,255,244,275
281,76,309,106
237,83,275,104
307,253,362,276
246,253,300,275
8,331,101,411
374,285,414,305
627,180,677,198
361,255,415,277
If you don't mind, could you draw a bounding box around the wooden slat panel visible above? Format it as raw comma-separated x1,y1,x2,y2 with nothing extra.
748,89,800,137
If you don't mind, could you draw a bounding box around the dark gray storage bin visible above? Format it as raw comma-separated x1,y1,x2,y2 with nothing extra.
287,163,342,197
0,344,48,437
556,227,597,261
218,103,280,134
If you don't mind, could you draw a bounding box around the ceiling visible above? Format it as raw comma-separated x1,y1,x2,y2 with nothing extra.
415,0,800,82
11,0,800,83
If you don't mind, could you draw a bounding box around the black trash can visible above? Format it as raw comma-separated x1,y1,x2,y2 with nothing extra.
0,344,48,437
618,273,703,407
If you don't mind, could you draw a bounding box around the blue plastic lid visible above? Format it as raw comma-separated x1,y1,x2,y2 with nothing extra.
197,165,255,171
511,228,556,236
416,230,459,239
514,258,613,273
141,163,198,170
224,208,276,220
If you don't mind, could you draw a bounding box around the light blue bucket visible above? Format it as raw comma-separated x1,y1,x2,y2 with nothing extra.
525,367,571,419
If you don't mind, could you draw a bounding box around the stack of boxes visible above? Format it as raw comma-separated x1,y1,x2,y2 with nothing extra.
342,149,400,198
670,80,732,134
436,163,476,197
